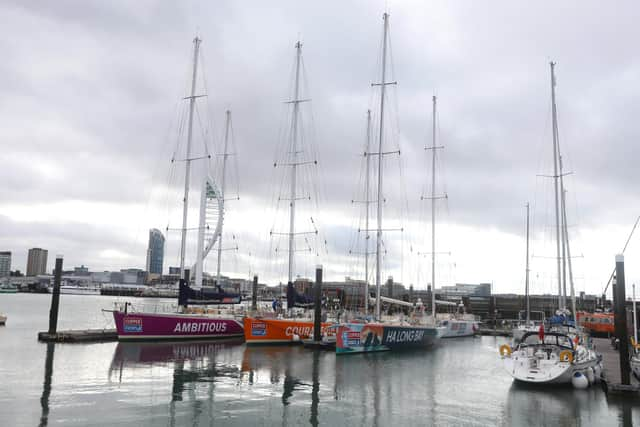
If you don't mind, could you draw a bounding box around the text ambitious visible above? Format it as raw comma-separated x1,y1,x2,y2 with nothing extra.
173,322,227,333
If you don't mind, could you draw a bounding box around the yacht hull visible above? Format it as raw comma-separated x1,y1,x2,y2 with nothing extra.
243,317,331,344
631,357,640,379
112,311,244,341
336,323,442,354
503,353,599,384
440,320,479,338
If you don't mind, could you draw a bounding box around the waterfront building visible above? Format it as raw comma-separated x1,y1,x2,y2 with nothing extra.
90,271,112,283
73,265,90,276
438,282,492,298
26,248,48,276
120,268,146,285
145,229,165,275
0,251,11,277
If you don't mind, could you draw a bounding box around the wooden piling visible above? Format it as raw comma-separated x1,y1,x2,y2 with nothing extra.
47,256,63,335
613,254,631,385
251,275,258,311
313,265,322,343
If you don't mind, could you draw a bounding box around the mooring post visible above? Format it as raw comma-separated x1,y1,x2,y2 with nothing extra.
251,275,258,311
47,256,63,335
614,254,630,385
179,269,191,309
313,265,322,342
286,281,294,316
633,283,638,347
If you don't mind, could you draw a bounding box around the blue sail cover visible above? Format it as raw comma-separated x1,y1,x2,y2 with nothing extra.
178,280,242,306
286,282,314,308
548,314,575,326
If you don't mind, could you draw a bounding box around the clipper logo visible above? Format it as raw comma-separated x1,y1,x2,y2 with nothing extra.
252,322,267,336
123,317,143,333
344,331,361,346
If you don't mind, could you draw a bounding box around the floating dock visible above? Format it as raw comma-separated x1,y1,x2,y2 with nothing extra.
593,337,640,394
302,339,335,350
478,328,512,337
38,329,118,343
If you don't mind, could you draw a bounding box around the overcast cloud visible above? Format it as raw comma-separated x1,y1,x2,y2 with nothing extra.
2,1,640,296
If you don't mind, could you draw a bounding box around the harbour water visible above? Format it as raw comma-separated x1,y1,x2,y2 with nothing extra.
1,294,639,426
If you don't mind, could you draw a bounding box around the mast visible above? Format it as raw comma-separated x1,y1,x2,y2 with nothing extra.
559,144,568,311
287,41,303,286
216,110,232,285
550,61,564,311
374,13,390,320
525,202,530,324
364,109,372,313
561,183,577,320
431,95,437,319
423,95,444,319
634,284,638,345
179,37,201,281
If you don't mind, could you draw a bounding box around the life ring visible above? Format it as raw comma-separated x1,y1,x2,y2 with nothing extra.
559,350,574,363
499,344,512,356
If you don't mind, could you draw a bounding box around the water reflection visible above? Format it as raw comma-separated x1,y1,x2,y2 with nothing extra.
39,343,55,427
110,339,245,398
310,350,320,427
110,339,243,367
506,382,608,426
334,350,446,426
240,345,326,426
109,341,330,425
15,294,640,426
111,340,244,426
606,394,640,427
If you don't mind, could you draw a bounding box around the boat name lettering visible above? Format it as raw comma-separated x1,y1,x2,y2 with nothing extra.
173,321,227,333
385,329,425,343
285,325,326,337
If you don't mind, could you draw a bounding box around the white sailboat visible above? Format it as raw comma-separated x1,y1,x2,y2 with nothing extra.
501,62,600,386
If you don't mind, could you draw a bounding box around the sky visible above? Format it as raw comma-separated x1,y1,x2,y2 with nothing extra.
2,1,640,297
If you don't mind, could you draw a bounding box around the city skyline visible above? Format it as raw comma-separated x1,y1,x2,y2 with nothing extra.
2,2,640,296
